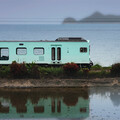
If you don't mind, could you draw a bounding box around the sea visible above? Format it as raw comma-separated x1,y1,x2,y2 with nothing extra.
0,23,120,66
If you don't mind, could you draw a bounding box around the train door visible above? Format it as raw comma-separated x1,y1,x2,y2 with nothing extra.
51,45,61,64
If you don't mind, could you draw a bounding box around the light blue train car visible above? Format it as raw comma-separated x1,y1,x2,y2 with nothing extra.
0,37,93,68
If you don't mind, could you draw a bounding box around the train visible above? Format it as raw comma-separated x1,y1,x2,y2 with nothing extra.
0,37,93,68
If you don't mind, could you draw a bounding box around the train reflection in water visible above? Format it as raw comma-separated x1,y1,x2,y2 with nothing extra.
0,88,89,119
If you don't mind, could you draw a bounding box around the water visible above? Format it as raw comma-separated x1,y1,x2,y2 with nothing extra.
0,87,120,120
0,24,120,66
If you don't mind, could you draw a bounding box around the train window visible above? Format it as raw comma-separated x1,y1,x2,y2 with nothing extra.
34,48,44,55
16,47,27,55
80,47,87,53
0,48,9,60
52,47,55,60
57,47,61,60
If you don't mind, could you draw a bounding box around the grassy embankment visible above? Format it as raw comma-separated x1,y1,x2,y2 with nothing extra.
0,62,118,79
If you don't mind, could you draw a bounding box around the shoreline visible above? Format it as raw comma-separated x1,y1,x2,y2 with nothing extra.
0,77,120,88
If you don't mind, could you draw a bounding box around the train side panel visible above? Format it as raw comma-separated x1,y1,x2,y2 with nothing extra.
0,41,91,66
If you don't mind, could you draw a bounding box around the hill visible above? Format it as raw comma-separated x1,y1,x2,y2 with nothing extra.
63,12,120,23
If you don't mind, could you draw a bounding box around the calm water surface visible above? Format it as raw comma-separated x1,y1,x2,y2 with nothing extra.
0,87,120,120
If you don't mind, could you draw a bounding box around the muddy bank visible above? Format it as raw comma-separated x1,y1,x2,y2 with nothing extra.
0,78,120,88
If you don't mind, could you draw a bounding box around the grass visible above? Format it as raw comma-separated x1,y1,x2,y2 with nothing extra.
39,67,63,78
0,65,10,78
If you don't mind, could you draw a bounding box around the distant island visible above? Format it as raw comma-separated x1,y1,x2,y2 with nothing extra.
63,12,120,23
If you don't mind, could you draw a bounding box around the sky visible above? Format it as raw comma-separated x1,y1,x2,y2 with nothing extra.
0,0,120,23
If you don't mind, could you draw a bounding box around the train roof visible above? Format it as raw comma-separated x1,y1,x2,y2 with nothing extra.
56,37,87,42
0,37,88,42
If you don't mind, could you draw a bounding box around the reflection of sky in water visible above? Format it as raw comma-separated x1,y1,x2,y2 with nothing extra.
89,87,120,120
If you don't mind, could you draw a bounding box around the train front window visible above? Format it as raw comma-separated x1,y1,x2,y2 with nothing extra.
0,48,9,60
80,47,87,53
16,48,27,55
34,48,44,55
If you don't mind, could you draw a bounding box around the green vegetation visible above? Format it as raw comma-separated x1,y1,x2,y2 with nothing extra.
26,63,40,79
0,65,10,78
39,67,63,78
0,62,119,79
91,64,102,70
110,63,120,77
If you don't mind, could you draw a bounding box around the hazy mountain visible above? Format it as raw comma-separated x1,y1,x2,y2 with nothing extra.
63,17,77,23
63,12,120,23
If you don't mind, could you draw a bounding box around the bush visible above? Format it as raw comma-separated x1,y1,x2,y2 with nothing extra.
92,64,102,70
111,63,120,77
50,67,63,77
39,67,49,78
0,65,10,78
10,61,28,78
63,63,79,76
82,68,90,75
27,63,40,79
39,67,63,78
